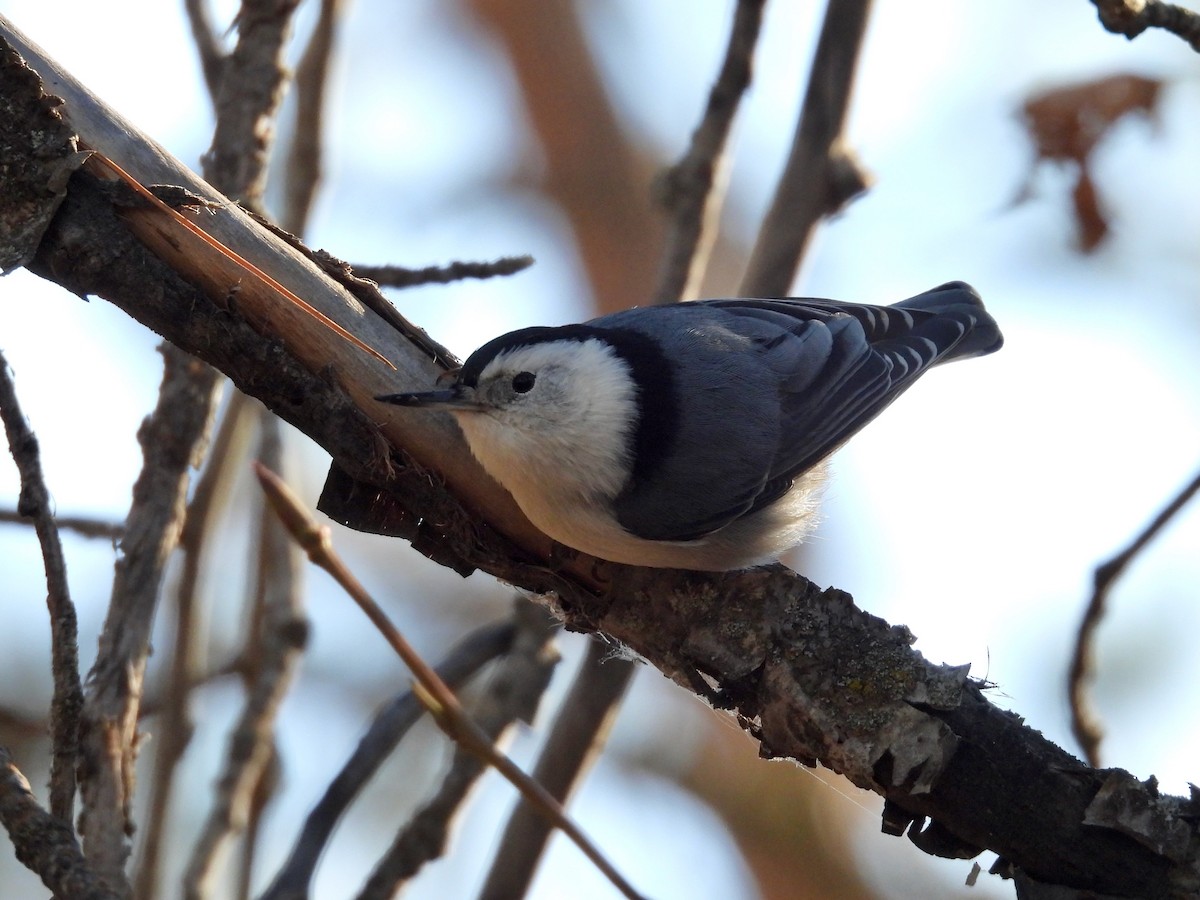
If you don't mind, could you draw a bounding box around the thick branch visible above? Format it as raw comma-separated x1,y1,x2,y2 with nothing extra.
78,345,220,894
0,748,118,900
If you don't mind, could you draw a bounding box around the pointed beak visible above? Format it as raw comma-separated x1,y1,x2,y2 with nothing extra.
375,383,485,411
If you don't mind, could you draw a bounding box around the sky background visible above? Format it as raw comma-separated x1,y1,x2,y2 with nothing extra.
1,2,1199,898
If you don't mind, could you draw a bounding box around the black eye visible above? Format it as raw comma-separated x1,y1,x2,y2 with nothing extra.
511,371,536,393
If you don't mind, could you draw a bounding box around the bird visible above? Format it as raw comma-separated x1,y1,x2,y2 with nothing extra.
376,281,1002,571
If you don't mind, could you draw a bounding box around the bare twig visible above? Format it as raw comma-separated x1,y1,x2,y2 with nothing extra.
357,602,558,899
1092,0,1200,52
0,748,120,900
0,508,123,540
353,255,536,289
0,351,84,824
1068,466,1200,766
740,0,874,296
135,390,255,900
281,0,343,233
260,620,517,900
479,642,635,900
183,417,306,900
184,0,226,97
78,345,221,893
653,0,766,303
254,462,646,900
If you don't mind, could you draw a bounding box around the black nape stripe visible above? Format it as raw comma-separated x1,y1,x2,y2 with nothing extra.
592,327,678,487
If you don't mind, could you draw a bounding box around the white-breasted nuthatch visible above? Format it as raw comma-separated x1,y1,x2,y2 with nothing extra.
377,281,1002,571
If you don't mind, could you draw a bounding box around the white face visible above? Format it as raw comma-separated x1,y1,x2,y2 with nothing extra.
451,337,638,501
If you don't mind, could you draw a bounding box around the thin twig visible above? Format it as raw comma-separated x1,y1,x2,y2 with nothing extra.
740,0,874,297
653,0,765,304
281,0,343,234
78,344,221,892
353,256,536,289
1068,466,1200,766
0,508,123,540
260,619,517,900
184,416,306,900
254,462,646,900
0,748,120,900
0,351,84,824
135,390,254,900
1091,0,1200,52
479,642,635,900
356,602,558,898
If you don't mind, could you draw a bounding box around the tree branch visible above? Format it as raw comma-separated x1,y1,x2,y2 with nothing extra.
478,640,634,900
740,0,874,296
356,602,559,898
1091,0,1200,52
77,345,220,894
0,748,119,900
134,391,255,899
0,509,123,540
281,0,342,233
260,619,517,900
182,417,306,899
204,0,299,208
0,353,84,825
1069,466,1200,767
653,0,766,304
352,256,535,289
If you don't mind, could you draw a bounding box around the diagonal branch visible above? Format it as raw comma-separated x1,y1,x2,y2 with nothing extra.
653,0,766,304
0,748,119,900
1068,466,1200,766
0,354,84,825
356,603,559,899
478,640,634,900
260,619,518,900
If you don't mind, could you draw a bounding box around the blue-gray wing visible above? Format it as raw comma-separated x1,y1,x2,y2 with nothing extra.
608,281,1002,541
